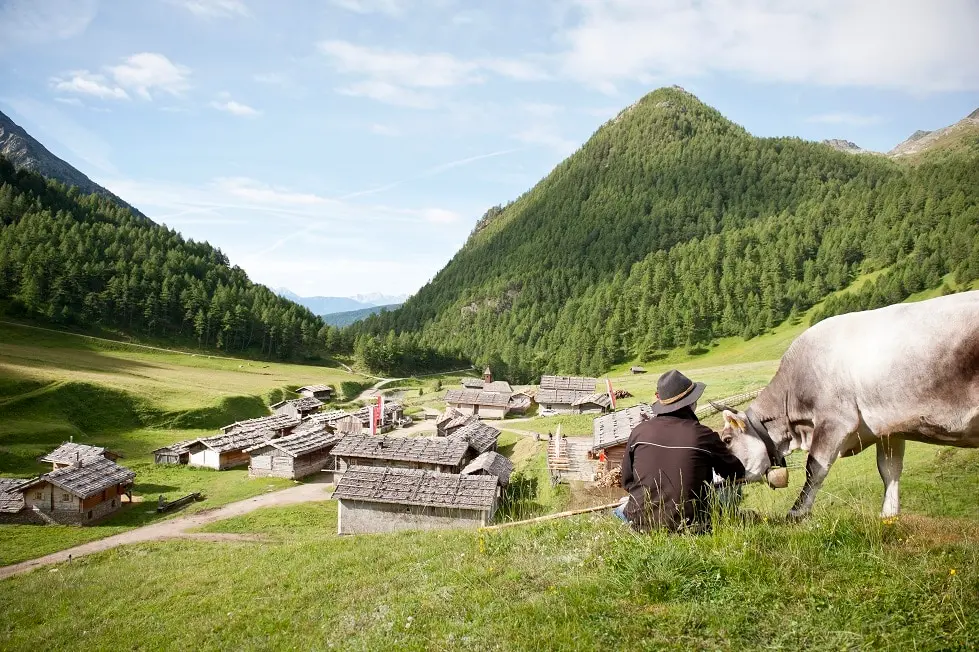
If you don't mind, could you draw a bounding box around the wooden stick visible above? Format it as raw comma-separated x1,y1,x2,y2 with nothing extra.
481,501,623,531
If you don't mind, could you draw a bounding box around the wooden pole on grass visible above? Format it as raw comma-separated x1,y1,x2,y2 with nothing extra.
481,501,623,532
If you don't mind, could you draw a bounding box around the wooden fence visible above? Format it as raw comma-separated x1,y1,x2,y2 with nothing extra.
694,388,764,419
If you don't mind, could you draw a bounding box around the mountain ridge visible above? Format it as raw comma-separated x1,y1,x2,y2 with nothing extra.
273,288,408,315
0,109,146,219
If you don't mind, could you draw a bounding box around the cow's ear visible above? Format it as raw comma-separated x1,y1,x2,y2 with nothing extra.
722,410,746,431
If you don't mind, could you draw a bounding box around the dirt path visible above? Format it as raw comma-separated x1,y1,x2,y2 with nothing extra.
0,479,333,581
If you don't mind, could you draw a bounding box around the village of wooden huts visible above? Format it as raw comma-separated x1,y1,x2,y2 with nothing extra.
537,375,611,415
185,414,301,470
444,366,520,419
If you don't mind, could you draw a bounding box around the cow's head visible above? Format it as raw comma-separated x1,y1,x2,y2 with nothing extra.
716,403,788,488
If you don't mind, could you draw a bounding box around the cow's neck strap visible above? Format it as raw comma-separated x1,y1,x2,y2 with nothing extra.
745,407,785,468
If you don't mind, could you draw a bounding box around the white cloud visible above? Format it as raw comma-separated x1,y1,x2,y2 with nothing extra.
318,40,548,107
369,123,400,136
54,97,84,106
0,0,97,50
172,0,250,18
560,0,979,93
107,53,191,100
51,71,130,100
330,0,406,16
212,178,329,206
210,99,261,116
338,81,437,109
806,112,882,126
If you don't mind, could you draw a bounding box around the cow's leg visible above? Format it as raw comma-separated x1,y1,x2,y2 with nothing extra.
876,437,905,518
788,423,846,520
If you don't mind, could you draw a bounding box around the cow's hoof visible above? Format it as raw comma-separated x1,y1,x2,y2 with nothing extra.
786,509,810,522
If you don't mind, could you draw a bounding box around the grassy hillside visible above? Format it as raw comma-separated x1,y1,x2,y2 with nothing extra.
348,87,979,380
1,441,976,650
0,321,366,564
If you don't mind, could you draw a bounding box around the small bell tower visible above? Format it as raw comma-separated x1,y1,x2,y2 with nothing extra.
483,366,492,384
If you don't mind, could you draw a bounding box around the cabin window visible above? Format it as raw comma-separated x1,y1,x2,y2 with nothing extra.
111,499,116,508
87,510,93,520
61,493,71,502
34,491,42,500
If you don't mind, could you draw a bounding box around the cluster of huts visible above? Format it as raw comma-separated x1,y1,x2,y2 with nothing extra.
0,442,136,526
330,417,513,535
444,369,612,418
152,396,404,480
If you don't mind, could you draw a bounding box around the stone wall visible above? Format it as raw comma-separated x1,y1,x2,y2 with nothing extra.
337,499,487,535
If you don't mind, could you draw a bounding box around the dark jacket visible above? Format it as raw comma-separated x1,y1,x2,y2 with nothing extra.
620,409,745,531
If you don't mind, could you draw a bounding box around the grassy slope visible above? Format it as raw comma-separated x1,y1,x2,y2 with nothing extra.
0,321,366,564
1,442,977,651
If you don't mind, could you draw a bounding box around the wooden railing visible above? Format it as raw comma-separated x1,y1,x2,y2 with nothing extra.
694,388,764,418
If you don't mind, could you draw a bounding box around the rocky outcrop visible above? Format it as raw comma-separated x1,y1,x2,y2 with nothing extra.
889,109,979,158
0,109,145,218
821,139,875,155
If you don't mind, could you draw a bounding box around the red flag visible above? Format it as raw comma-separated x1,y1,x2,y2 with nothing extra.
375,395,384,433
606,377,616,410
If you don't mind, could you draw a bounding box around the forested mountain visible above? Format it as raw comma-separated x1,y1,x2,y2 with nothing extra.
347,87,979,380
0,156,334,360
0,110,144,218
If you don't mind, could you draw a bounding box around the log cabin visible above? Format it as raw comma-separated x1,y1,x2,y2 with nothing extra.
461,451,515,488
535,375,599,414
18,457,135,525
152,439,195,465
295,384,334,400
40,442,121,470
333,466,499,535
271,396,324,420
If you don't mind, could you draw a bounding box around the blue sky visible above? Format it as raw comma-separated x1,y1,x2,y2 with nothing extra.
1,0,978,298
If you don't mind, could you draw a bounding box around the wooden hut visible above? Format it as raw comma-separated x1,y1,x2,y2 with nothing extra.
435,407,477,437
592,404,654,470
187,424,287,470
443,389,511,419
571,392,613,415
271,397,324,420
40,442,121,470
333,466,499,535
152,439,195,465
331,434,469,480
461,451,515,488
246,429,341,480
536,375,598,414
295,384,334,400
219,414,299,435
18,457,135,525
447,420,501,456
0,478,28,522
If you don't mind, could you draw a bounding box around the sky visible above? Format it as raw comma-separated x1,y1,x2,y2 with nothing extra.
1,0,978,299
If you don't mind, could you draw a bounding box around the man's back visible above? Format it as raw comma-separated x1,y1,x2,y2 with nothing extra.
620,412,744,530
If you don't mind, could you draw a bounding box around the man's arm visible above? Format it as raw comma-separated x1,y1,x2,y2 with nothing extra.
696,424,746,480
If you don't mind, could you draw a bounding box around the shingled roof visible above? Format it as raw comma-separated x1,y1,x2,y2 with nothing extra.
448,421,500,454
296,384,333,393
245,429,341,457
271,397,324,411
483,380,513,394
333,467,498,511
572,392,612,408
190,428,279,454
40,442,119,465
23,457,135,500
221,414,300,434
0,478,28,513
331,434,469,466
536,388,592,405
460,378,485,389
151,439,196,455
592,403,654,450
540,375,597,392
443,389,511,407
461,451,515,486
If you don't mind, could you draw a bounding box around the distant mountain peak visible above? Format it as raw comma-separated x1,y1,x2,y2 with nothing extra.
821,139,876,155
889,108,979,158
0,109,145,218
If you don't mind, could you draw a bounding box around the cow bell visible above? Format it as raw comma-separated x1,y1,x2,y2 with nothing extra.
766,466,789,489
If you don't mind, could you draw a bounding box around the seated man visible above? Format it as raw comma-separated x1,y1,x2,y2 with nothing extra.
617,370,745,532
